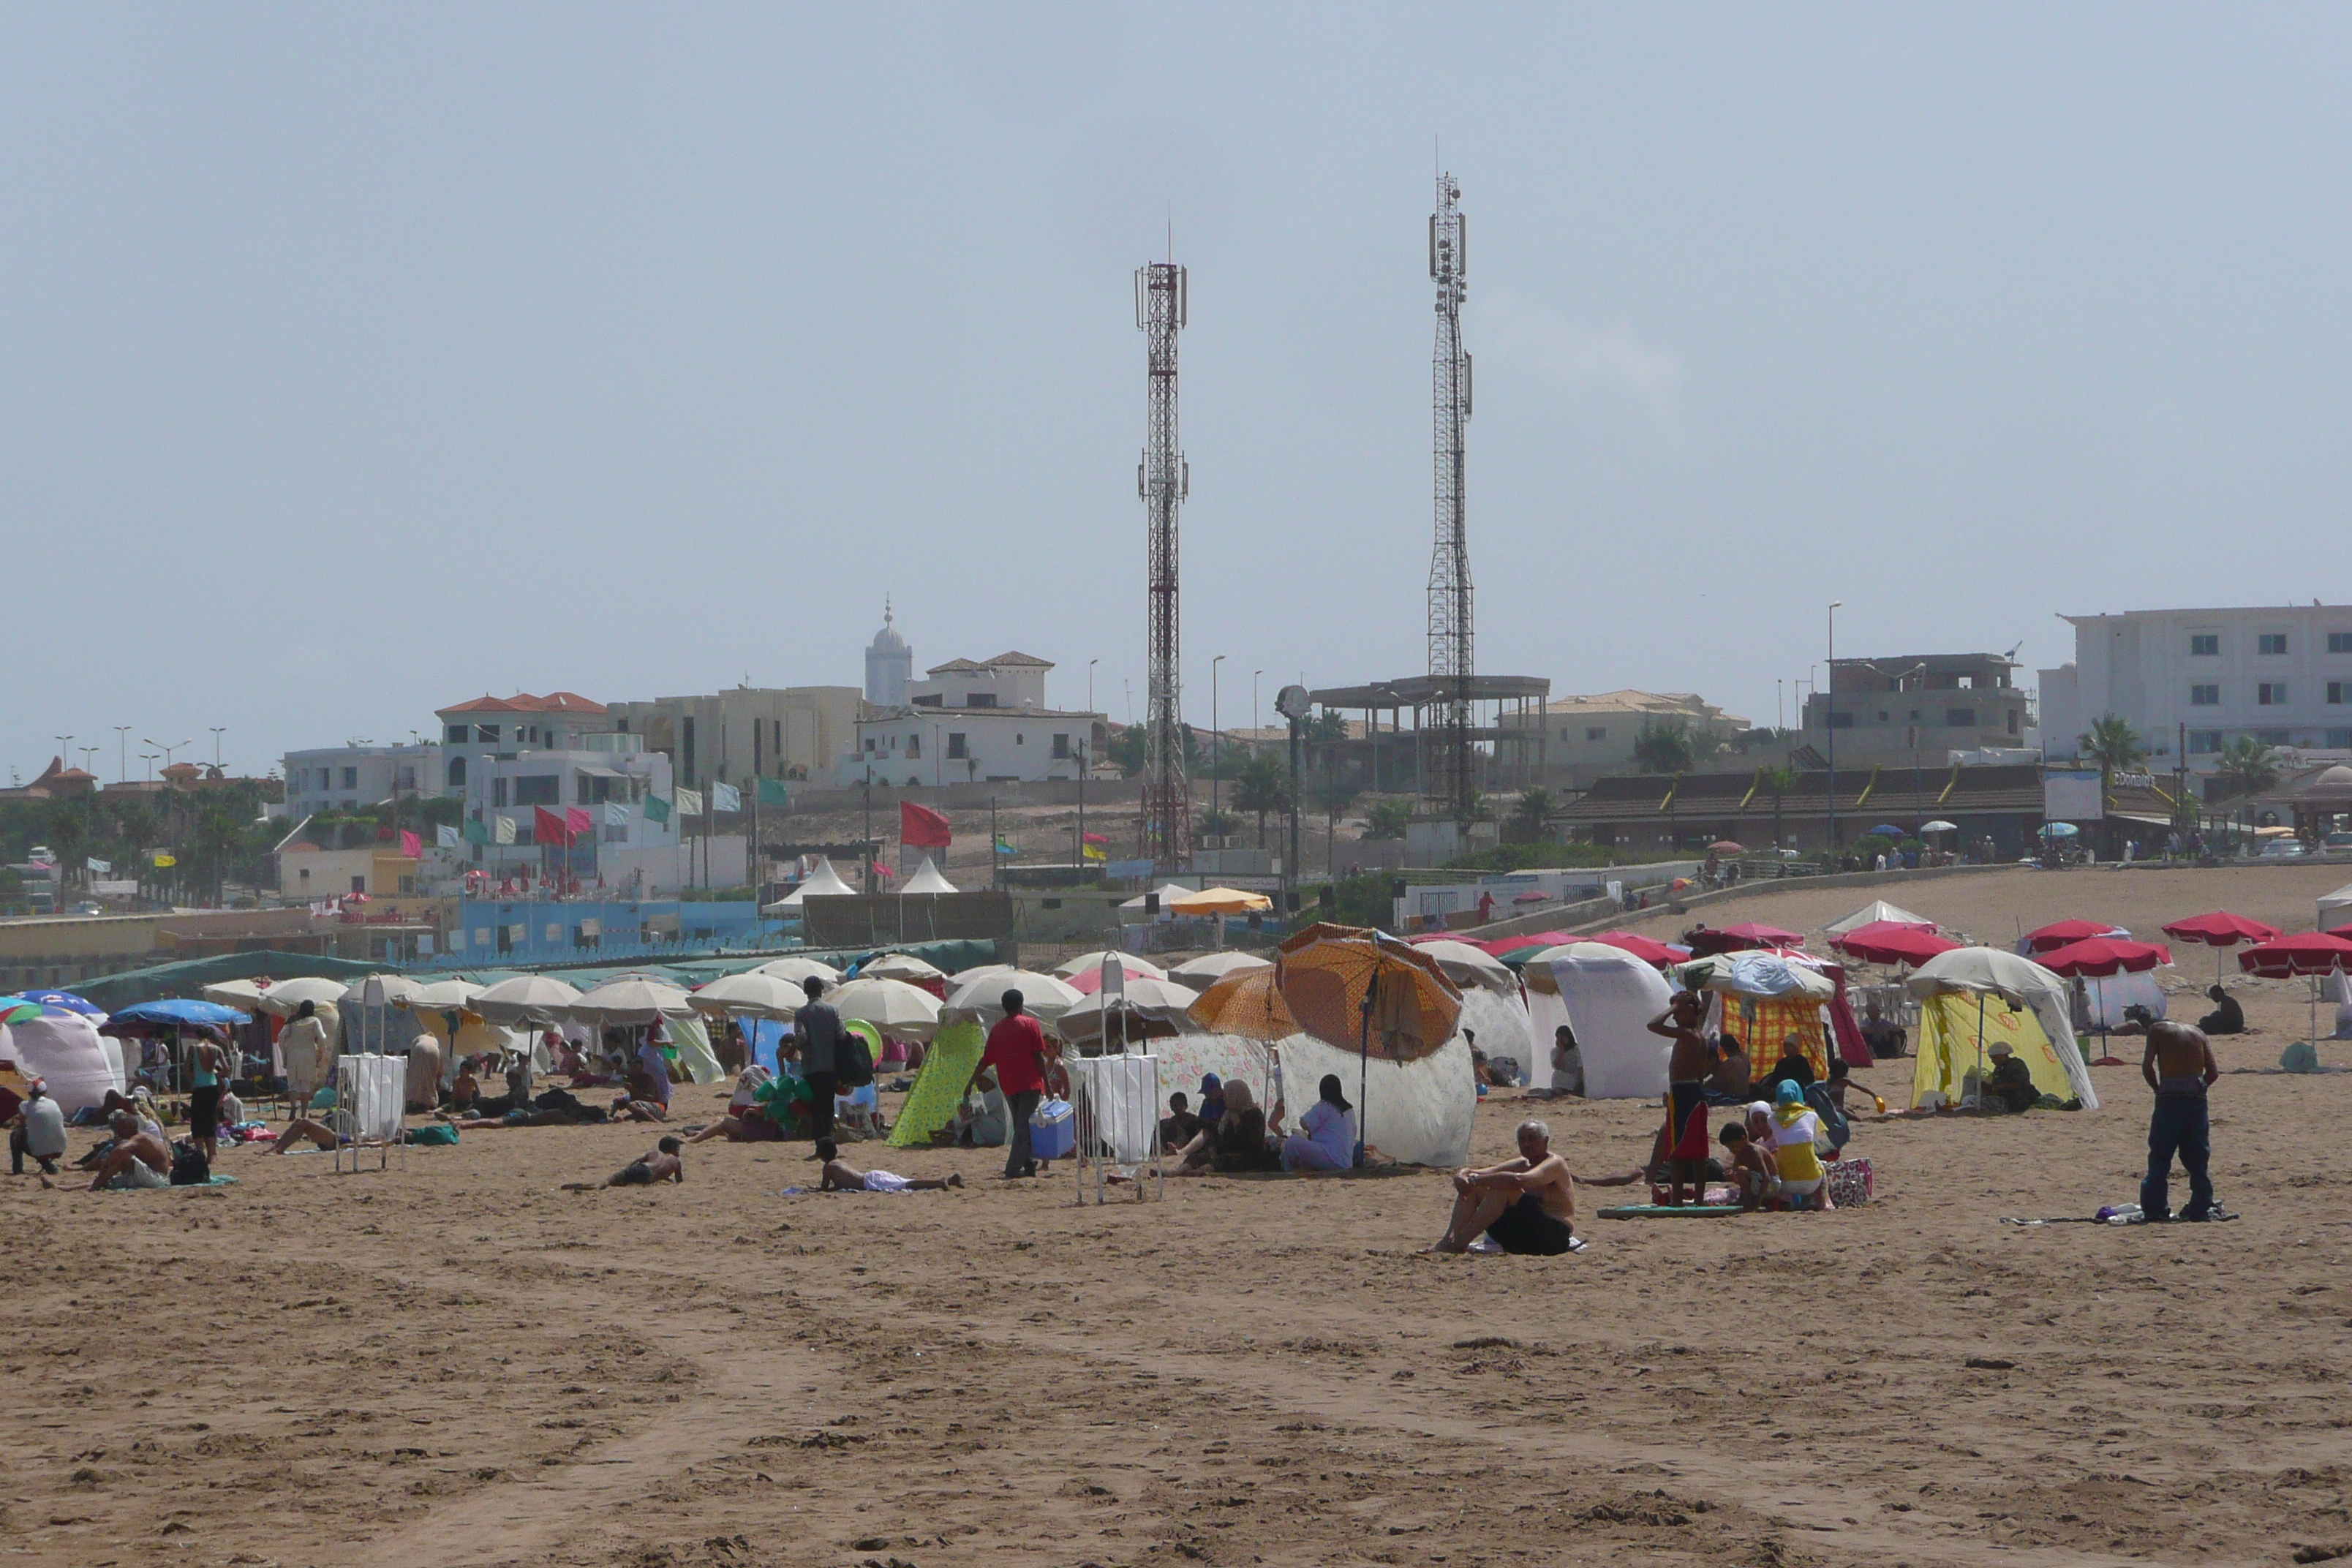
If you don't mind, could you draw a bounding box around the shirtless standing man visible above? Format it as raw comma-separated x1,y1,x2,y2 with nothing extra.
1429,1120,1578,1255
2141,1014,2222,1221
1646,991,1716,1206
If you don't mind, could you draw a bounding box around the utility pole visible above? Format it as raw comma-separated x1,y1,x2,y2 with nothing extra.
1210,655,1225,831
1825,603,1843,858
113,725,133,783
1425,170,1475,829
208,727,227,771
1137,255,1191,873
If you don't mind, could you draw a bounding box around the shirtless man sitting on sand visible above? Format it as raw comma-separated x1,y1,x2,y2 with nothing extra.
1646,991,1717,1206
1428,1119,1578,1255
2141,1014,2223,1222
85,1112,172,1190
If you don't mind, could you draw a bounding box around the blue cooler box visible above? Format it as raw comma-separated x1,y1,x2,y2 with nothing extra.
1029,1097,1074,1160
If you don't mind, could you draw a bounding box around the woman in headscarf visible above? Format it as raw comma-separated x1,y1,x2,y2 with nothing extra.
279,1000,336,1114
1172,1078,1281,1175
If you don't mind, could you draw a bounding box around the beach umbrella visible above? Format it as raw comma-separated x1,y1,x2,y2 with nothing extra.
401,978,486,1011
255,976,352,1017
942,968,1084,1022
2237,932,2352,1048
1185,966,1301,1040
1708,840,1744,853
754,955,845,990
101,998,250,1033
470,973,584,1025
1867,823,1907,839
2039,938,2174,1063
568,976,693,1027
828,976,943,1042
1409,938,1519,994
687,971,808,1021
1829,921,1962,968
1065,962,1179,995
859,952,946,983
1684,921,1804,957
1169,886,1274,915
0,998,44,1027
200,978,268,1009
1583,931,1689,968
1920,820,1958,834
1167,951,1273,989
1682,951,1837,1002
16,989,102,1017
1062,975,1198,1015
2163,910,2285,984
1052,950,1169,981
2022,918,2127,954
1825,900,1937,935
1275,924,1462,1064
2039,822,2080,839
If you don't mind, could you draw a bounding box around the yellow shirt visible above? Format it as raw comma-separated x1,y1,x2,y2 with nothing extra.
1771,1105,1825,1182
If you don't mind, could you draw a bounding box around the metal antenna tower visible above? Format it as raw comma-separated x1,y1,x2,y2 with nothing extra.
1137,257,1192,871
1425,171,1475,826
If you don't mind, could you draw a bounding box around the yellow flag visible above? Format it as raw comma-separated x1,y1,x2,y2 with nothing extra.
1082,843,1107,862
151,851,176,868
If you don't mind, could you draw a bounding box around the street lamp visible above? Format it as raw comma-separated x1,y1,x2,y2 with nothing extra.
1211,655,1226,825
208,727,228,769
138,753,160,783
1825,603,1844,857
145,737,192,773
113,726,133,783
1252,671,1264,747
78,747,99,779
52,735,72,775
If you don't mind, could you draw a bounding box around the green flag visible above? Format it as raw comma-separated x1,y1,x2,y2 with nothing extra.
644,794,672,824
756,777,791,807
462,818,490,845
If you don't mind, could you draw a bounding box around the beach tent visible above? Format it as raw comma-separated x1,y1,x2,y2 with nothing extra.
1683,951,1839,1083
766,856,858,911
1120,883,1199,920
1825,900,1937,935
1258,1027,1474,1167
1905,946,2097,1110
2320,882,2352,930
1452,984,1540,1087
0,1007,121,1113
1521,943,1673,1098
901,856,958,894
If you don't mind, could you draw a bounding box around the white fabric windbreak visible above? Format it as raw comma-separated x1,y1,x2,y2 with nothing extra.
2081,970,2166,1029
0,1011,118,1115
336,1055,408,1144
1071,1053,1163,1164
1455,987,1539,1086
1269,1032,1474,1169
1537,949,1675,1100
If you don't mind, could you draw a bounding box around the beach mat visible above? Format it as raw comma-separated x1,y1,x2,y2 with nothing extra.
1597,1203,1742,1220
96,1175,238,1191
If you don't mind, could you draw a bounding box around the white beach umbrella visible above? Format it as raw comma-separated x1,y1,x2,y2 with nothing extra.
861,952,945,983
829,976,944,1041
470,973,585,1025
256,976,353,1017
200,978,268,1009
1053,950,1169,981
755,955,844,990
568,976,693,1027
342,973,423,1009
942,968,1085,1022
1411,939,1518,995
401,979,485,1011
1166,951,1273,989
688,971,808,1021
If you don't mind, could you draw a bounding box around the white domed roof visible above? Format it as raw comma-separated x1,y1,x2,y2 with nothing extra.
2315,764,2352,789
870,600,908,652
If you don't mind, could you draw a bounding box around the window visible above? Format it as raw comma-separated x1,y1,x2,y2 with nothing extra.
475,724,499,744
1585,726,1607,742
446,756,467,788
905,733,920,758
2331,682,2347,705
1015,733,1024,745
576,773,592,804
2260,729,2291,745
350,875,366,894
513,774,559,805
864,738,875,753
2189,731,2222,755
947,733,968,760
1876,710,1889,723
2331,729,2352,749
2258,682,2287,706
681,717,696,787
2331,633,2352,655
1945,707,1975,728
2258,633,2288,656
1052,734,1070,758
2189,633,2220,657
342,766,358,790
446,723,469,743
2007,709,2021,734
2189,684,2220,706
492,777,508,807
965,693,998,709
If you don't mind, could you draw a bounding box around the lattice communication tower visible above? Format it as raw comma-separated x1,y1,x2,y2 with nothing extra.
1425,173,1475,826
1137,260,1192,870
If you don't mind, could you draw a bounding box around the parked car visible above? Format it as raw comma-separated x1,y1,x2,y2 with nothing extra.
2326,830,2352,851
2261,838,2309,858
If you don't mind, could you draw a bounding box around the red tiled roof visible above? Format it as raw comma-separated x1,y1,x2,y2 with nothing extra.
437,692,606,716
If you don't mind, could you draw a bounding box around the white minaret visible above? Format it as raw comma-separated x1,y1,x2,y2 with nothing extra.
865,598,913,707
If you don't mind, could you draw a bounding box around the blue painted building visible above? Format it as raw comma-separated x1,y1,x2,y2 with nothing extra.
431,900,766,968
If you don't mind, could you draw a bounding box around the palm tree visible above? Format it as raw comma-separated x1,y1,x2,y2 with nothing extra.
1363,799,1412,841
2209,736,2280,802
2078,715,2148,782
45,799,89,893
1504,787,1556,845
1632,721,1696,775
1755,765,1798,851
1231,755,1292,849
1311,781,1360,872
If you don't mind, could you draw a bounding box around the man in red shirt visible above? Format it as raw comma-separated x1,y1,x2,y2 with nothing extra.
966,988,1053,1179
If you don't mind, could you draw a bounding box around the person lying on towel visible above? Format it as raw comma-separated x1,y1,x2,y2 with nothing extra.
1428,1119,1578,1256
815,1138,961,1193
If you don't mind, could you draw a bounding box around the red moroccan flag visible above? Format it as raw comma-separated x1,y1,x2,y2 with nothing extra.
399,829,421,859
534,806,571,845
900,799,952,849
565,806,593,837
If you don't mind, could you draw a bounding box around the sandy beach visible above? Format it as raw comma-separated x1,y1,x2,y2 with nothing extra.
6,862,2351,1568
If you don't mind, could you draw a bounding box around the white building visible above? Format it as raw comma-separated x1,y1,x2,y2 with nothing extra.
432,693,681,880
865,600,913,708
282,742,439,821
2039,604,2352,771
603,686,862,792
851,652,1107,785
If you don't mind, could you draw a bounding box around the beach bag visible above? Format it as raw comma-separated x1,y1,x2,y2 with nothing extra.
833,1028,875,1090
169,1141,211,1186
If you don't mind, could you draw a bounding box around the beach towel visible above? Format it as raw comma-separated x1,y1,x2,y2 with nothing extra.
98,1175,238,1191
886,1019,985,1148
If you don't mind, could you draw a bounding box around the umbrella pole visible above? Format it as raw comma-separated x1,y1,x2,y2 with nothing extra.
1974,990,1988,1110
1357,968,1376,1169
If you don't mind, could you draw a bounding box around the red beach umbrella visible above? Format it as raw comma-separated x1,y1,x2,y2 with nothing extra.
1829,921,1962,968
1586,930,1690,967
2021,917,2125,953
2035,937,2172,977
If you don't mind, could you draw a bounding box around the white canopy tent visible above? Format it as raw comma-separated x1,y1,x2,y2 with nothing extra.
900,856,958,894
1522,942,1674,1098
1825,900,1937,935
2319,881,2352,929
766,856,859,912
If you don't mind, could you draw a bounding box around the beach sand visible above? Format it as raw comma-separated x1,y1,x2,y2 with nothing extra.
4,862,2351,1567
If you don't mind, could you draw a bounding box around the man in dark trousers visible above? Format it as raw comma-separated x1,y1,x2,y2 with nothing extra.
2141,1015,2222,1221
794,976,843,1145
966,989,1053,1180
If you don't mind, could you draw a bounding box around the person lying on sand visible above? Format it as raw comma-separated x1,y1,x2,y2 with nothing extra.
1428,1119,1577,1255
565,1137,685,1191
267,1115,347,1153
85,1112,172,1189
611,1093,667,1123
814,1137,961,1193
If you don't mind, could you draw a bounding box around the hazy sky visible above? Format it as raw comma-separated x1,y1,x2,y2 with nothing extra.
7,4,2350,782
